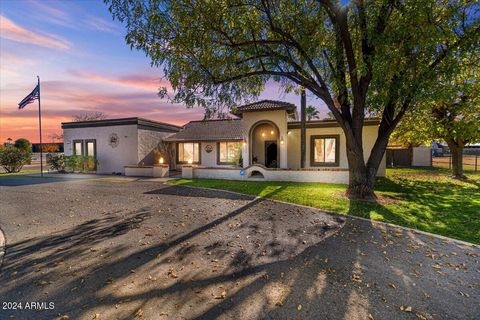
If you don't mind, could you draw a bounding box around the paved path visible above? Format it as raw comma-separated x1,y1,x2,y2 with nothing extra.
0,177,478,320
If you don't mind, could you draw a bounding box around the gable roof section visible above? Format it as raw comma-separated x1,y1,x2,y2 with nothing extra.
234,100,296,115
166,119,243,142
61,117,182,133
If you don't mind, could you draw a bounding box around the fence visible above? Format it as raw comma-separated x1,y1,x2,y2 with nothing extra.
432,153,479,172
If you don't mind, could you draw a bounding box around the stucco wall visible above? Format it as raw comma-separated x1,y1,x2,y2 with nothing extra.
63,124,138,174
286,125,386,176
242,110,288,168
189,165,350,184
137,129,173,165
412,147,432,166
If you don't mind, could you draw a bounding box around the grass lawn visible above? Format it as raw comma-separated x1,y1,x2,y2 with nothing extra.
170,167,480,244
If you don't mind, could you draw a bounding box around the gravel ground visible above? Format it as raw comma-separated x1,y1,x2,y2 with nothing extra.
0,176,478,320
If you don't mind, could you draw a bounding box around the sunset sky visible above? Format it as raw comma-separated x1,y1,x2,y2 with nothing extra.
0,0,326,143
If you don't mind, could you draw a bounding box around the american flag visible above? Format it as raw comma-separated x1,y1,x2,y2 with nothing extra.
18,84,40,109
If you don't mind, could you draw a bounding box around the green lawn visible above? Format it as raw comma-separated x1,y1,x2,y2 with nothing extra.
170,167,480,244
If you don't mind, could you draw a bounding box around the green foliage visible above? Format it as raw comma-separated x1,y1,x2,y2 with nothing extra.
306,105,320,121
393,51,480,146
64,155,97,172
0,147,32,173
106,0,478,118
14,138,31,151
46,154,66,173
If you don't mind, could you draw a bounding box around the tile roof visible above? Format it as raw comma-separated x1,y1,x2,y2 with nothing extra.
165,119,243,141
234,100,297,114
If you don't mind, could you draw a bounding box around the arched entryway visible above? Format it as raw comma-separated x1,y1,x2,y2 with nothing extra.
249,120,280,168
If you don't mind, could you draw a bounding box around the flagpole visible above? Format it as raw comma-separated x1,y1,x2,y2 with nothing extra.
37,76,43,177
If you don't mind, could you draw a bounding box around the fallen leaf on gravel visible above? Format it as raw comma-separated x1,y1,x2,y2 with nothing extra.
214,290,227,299
368,314,374,320
400,305,412,312
297,304,302,311
38,280,49,286
92,314,100,319
432,264,442,269
57,316,69,320
134,308,144,318
10,271,17,277
459,291,470,297
415,312,433,320
351,274,362,283
389,283,397,289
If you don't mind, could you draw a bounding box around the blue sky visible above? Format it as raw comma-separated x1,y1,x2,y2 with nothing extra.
0,0,326,142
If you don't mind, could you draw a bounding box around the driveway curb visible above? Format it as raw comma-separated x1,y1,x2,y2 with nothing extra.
176,184,479,248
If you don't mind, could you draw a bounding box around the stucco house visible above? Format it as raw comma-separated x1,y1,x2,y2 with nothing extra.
62,100,385,183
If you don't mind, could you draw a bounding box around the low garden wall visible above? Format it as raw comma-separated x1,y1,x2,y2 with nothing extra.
182,164,350,184
125,164,169,177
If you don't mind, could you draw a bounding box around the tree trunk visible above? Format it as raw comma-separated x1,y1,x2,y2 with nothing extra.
344,134,377,201
446,139,465,179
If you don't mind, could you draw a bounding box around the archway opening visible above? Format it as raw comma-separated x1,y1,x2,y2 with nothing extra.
249,170,264,178
250,122,279,168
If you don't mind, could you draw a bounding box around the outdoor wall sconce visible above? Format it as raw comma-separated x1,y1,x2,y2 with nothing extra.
242,140,247,147
270,130,274,135
280,137,284,145
261,132,265,137
159,157,164,164
188,158,193,164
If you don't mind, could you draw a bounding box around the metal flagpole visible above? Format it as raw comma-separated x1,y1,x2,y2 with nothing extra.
37,76,43,177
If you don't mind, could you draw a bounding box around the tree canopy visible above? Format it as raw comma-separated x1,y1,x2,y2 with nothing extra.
106,0,479,198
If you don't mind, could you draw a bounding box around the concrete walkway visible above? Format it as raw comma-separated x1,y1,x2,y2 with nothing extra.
0,178,478,320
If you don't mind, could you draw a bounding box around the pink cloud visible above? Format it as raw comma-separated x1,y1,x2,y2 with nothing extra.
0,15,71,50
85,16,119,34
68,70,170,91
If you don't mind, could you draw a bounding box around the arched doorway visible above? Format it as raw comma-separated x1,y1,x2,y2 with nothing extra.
249,120,280,168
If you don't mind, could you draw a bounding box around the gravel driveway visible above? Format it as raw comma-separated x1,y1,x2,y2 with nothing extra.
0,176,478,320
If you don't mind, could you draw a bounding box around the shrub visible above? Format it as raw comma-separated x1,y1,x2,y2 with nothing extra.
14,138,31,151
83,156,97,171
64,155,97,172
0,147,31,173
47,154,66,173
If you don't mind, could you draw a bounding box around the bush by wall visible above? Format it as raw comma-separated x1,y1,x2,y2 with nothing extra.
46,154,66,173
64,155,97,173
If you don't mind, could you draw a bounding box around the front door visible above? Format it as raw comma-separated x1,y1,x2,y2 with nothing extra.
265,141,278,168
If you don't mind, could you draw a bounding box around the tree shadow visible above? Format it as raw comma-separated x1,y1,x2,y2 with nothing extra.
144,185,255,200
1,184,477,320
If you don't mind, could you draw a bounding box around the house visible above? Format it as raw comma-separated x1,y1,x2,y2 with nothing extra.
62,117,181,174
62,100,386,183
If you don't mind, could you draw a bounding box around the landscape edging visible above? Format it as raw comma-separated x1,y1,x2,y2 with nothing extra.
175,184,479,248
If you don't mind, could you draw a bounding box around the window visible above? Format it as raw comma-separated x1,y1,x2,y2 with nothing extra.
85,139,96,157
217,141,241,164
177,143,200,163
310,135,339,166
73,140,83,155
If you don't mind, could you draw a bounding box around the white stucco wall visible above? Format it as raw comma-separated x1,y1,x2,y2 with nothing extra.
138,129,174,165
412,147,432,166
64,125,139,174
286,125,386,176
189,165,350,184
242,110,288,168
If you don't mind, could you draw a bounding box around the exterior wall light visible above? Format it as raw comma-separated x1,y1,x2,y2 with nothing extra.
188,158,193,164
159,157,164,164
261,132,265,137
270,130,274,135
280,137,284,145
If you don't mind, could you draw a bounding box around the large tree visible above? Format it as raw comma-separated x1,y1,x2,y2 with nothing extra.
107,0,479,199
393,54,480,178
